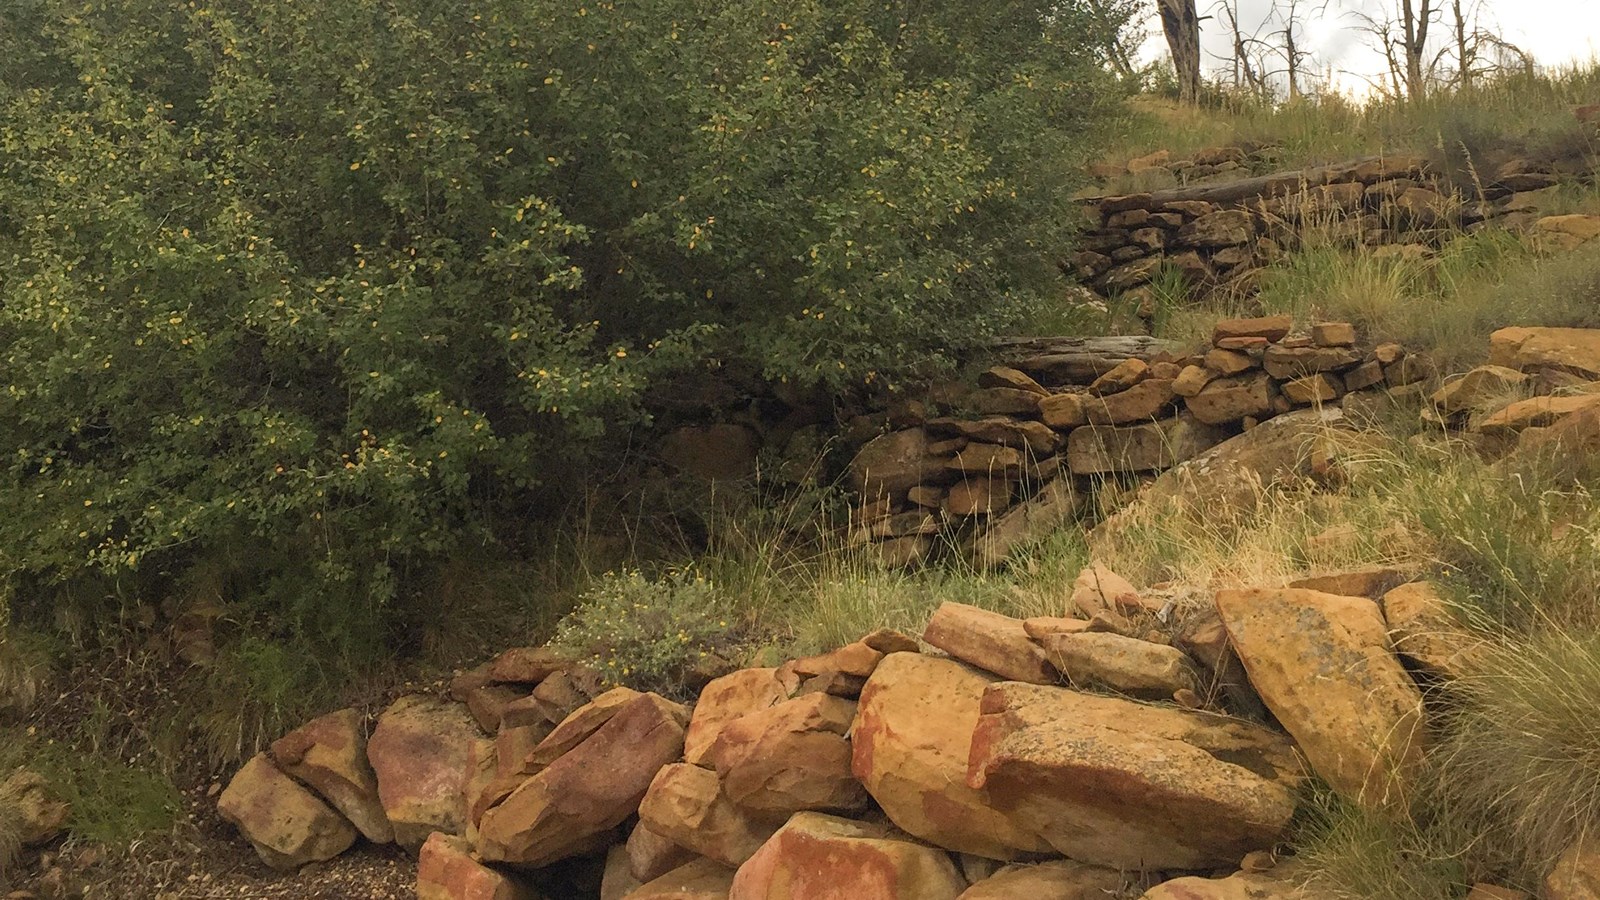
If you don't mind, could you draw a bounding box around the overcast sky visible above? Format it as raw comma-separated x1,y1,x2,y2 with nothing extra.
1134,0,1600,96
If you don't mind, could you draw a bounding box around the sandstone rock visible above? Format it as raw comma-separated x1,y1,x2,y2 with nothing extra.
1343,360,1386,392
1430,365,1530,414
638,763,777,867
873,536,933,569
1385,354,1437,387
1128,150,1172,174
957,860,1125,899
709,693,868,818
1311,322,1356,348
627,822,699,883
906,485,944,508
218,754,358,870
1174,608,1268,720
1038,392,1088,428
477,692,688,867
1085,379,1177,425
852,654,1050,859
685,669,789,766
1216,336,1271,352
462,683,525,733
969,388,1041,417
970,478,1084,570
1067,416,1227,474
967,682,1302,869
418,832,536,900
850,430,939,498
923,602,1056,684
1103,257,1163,292
270,707,392,844
525,670,592,725
1186,372,1274,425
872,511,939,539
1213,315,1292,346
369,695,481,849
1287,566,1414,599
1140,868,1315,899
486,646,568,685
729,812,967,900
1382,581,1485,680
661,425,760,480
1069,562,1141,617
1477,393,1600,433
1039,632,1202,699
632,858,739,899
925,417,1061,454
1180,210,1255,248
1537,214,1600,242
1023,617,1092,640
1089,358,1149,395
778,641,885,698
945,477,1013,517
1490,327,1600,378
1465,885,1532,900
603,845,644,900
1204,349,1256,376
1263,346,1362,380
946,443,1024,478
1215,588,1426,807
977,366,1048,396
1174,365,1214,397
1282,373,1343,406
1546,839,1600,900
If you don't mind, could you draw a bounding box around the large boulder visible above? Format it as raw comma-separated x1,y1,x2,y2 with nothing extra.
474,687,647,823
637,763,778,867
1215,588,1426,807
850,429,940,498
851,654,1052,860
967,682,1302,869
369,695,481,850
709,693,868,818
957,860,1126,899
270,707,392,844
729,812,967,900
1490,327,1600,378
218,754,358,871
417,832,538,900
921,602,1056,684
685,669,789,766
477,692,688,867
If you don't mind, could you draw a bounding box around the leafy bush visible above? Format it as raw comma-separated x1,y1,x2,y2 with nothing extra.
0,0,1128,654
552,570,745,698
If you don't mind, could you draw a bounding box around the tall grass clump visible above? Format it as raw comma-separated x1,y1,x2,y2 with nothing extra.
0,731,180,849
1433,630,1600,881
1295,788,1470,900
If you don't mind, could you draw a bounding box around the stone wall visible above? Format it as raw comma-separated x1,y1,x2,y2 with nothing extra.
1068,151,1587,300
845,317,1433,568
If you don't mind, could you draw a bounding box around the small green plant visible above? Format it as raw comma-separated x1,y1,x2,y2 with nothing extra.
552,570,746,699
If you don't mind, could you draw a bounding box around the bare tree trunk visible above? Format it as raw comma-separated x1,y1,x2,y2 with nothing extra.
1157,0,1203,104
1452,0,1473,89
1400,0,1434,99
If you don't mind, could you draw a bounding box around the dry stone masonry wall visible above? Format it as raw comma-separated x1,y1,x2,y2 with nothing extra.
845,318,1433,569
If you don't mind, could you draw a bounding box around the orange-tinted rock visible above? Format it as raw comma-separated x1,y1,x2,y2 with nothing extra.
709,693,868,819
1286,567,1414,599
270,707,392,844
463,683,525,733
729,812,967,900
369,695,481,850
218,754,357,870
1547,839,1600,900
1490,326,1600,378
603,845,644,900
778,642,884,698
418,832,537,900
1216,588,1426,808
851,654,1051,860
627,821,698,883
1466,885,1532,900
1038,632,1201,700
473,687,645,824
1140,867,1318,899
685,669,789,766
1022,617,1091,641
851,429,941,498
922,602,1056,684
967,682,1302,869
638,763,777,867
958,860,1126,899
486,646,568,684
1069,563,1142,617
1213,315,1292,346
477,692,688,867
1381,582,1485,680
633,857,739,900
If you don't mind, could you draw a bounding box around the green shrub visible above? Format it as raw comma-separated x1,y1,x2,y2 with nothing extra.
552,570,746,699
0,730,181,849
1295,787,1470,900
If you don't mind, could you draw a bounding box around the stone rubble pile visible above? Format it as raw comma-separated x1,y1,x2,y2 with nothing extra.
845,316,1432,568
218,563,1574,899
1069,152,1597,300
